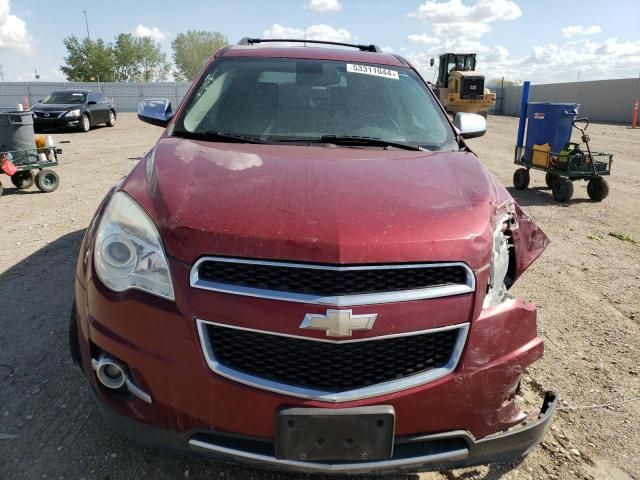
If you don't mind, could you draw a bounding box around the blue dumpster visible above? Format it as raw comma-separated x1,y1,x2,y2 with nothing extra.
525,102,579,161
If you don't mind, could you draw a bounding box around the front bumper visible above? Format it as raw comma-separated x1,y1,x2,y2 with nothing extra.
34,116,80,128
93,386,556,474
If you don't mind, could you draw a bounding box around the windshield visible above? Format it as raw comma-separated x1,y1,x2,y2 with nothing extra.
42,91,87,104
173,57,457,150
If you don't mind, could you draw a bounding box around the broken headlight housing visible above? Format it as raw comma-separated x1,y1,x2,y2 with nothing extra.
483,210,514,308
94,192,174,301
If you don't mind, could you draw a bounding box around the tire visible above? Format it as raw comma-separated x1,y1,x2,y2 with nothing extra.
80,114,91,132
552,178,574,202
107,110,116,127
513,168,530,190
0,181,3,197
11,170,35,189
545,172,560,189
587,177,609,201
35,169,59,193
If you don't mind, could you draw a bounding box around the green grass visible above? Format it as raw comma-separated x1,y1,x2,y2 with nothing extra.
608,232,638,245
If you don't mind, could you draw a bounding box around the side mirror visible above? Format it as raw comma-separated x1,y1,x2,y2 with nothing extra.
137,98,173,128
430,58,435,67
88,100,97,105
453,112,486,139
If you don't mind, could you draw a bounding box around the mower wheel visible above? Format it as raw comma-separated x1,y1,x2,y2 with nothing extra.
545,172,560,189
552,178,574,202
513,168,530,190
11,170,35,189
35,169,60,193
0,181,3,197
587,177,609,201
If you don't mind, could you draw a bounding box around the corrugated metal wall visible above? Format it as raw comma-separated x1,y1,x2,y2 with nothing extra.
1,78,639,122
0,82,192,112
497,78,640,123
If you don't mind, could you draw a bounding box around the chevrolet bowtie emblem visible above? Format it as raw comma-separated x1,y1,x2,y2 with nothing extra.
300,309,377,337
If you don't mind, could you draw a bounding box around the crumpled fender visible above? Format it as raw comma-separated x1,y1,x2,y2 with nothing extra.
487,172,549,284
510,202,549,283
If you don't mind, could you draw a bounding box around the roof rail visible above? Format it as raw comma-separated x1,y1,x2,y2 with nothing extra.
237,37,382,53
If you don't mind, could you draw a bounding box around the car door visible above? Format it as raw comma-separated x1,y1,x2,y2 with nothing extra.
86,92,100,124
96,93,111,123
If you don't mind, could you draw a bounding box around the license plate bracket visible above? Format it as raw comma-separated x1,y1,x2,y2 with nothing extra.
275,406,395,462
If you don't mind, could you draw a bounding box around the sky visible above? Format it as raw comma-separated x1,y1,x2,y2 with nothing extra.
1,0,640,84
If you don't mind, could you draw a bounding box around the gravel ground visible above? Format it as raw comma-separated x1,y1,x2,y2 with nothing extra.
0,113,638,480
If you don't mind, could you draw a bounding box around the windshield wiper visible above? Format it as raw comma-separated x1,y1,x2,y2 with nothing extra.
309,135,425,151
173,130,268,144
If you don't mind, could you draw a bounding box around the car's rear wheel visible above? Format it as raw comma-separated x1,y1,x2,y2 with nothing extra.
80,114,91,132
107,110,116,127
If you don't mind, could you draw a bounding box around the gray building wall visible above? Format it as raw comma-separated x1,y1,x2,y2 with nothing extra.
1,78,639,123
496,78,640,123
0,81,192,112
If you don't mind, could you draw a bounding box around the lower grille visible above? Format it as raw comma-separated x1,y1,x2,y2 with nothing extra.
199,321,467,400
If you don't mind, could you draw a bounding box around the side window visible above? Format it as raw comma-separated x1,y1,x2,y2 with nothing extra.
87,92,95,103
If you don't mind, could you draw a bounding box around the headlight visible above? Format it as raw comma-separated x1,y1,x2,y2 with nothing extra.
65,109,81,117
94,192,174,300
483,211,513,308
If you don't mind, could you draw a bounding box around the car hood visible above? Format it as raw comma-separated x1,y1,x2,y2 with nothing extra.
33,103,82,111
123,137,509,268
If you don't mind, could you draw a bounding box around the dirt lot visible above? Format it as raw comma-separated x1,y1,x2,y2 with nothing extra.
1,113,639,480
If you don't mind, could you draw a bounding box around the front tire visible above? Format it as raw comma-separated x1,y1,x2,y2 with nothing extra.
587,177,609,201
107,110,116,127
552,178,574,202
35,169,59,193
80,114,91,132
513,168,530,190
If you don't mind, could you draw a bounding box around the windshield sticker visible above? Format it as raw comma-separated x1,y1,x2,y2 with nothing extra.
346,64,399,80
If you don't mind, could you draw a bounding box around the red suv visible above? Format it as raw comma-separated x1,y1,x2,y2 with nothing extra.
71,38,556,474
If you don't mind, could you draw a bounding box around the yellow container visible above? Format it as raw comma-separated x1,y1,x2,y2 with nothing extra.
532,143,551,168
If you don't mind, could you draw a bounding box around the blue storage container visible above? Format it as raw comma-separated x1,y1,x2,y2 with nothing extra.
525,102,579,161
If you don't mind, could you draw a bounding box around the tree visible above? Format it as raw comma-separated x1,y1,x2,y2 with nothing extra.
61,34,170,82
487,78,516,87
172,30,227,80
136,36,171,82
60,36,116,82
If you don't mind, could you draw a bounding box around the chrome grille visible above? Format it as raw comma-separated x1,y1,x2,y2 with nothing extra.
197,320,469,402
190,257,475,306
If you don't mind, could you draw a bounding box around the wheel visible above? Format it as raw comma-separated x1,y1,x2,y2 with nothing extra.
552,178,574,202
513,168,530,190
11,170,35,189
80,114,91,132
0,181,3,197
545,172,560,189
587,177,609,201
107,110,116,127
35,169,59,193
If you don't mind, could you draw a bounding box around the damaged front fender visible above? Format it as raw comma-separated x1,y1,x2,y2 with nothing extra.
510,203,549,283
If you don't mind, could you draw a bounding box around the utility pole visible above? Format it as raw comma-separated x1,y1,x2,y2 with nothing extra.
83,10,91,40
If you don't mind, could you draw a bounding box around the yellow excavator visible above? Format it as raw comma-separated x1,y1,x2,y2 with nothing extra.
430,53,496,118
